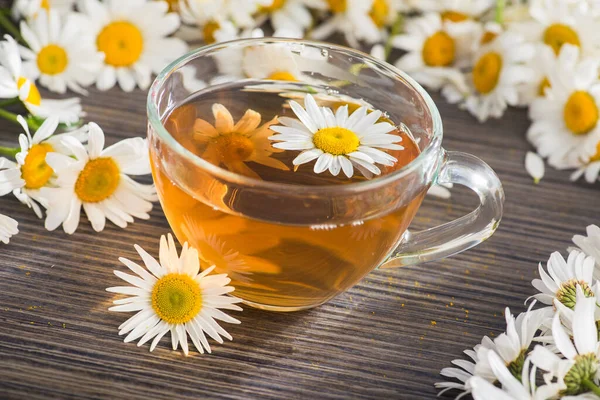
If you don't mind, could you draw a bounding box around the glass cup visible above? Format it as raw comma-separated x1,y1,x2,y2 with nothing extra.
147,38,504,312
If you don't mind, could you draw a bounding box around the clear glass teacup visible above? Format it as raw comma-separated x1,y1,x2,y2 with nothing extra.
147,38,504,312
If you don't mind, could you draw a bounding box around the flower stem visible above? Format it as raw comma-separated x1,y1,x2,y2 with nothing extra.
582,379,600,395
0,108,38,131
0,145,18,158
384,13,404,61
0,98,18,107
495,0,506,24
0,11,27,47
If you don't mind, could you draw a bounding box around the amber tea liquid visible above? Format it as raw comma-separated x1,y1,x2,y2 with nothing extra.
151,82,425,310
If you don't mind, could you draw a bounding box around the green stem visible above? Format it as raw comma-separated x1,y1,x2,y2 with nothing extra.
0,98,18,107
582,379,600,396
0,145,18,158
0,108,39,131
495,0,506,24
0,11,27,47
384,13,404,61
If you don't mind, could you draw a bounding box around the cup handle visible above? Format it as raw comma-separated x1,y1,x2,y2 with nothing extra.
380,150,505,269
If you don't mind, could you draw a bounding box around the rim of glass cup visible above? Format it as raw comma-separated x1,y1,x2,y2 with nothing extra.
147,38,443,194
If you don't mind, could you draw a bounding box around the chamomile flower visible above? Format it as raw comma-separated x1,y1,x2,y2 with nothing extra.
193,104,288,179
445,31,534,122
527,44,600,171
515,0,600,58
41,122,157,234
311,0,383,47
18,9,104,95
392,13,472,93
530,292,600,396
259,0,326,35
79,0,188,92
414,0,495,20
0,35,82,124
0,214,18,244
12,0,76,20
270,93,403,178
107,234,242,356
519,44,556,106
530,250,598,311
572,225,600,271
0,115,87,218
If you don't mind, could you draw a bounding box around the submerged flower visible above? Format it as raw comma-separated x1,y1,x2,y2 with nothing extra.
193,104,289,179
107,234,242,355
79,0,187,92
0,35,82,124
0,214,18,244
269,94,403,178
527,44,600,175
42,122,157,234
19,9,104,94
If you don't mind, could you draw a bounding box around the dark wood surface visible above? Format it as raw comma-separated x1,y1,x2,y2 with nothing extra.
0,79,598,400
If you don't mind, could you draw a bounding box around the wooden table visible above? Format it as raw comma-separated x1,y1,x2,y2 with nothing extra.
0,79,598,399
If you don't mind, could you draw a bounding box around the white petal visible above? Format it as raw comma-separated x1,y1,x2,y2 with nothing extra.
525,152,545,184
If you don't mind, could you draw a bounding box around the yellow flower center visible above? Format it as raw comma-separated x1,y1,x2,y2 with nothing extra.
473,52,502,94
37,44,68,75
151,273,202,324
203,20,220,45
17,77,41,106
96,21,144,67
266,71,298,81
163,0,179,12
312,127,360,155
590,141,600,162
543,23,580,55
563,91,598,135
74,158,121,203
261,0,286,12
370,0,389,27
41,0,50,10
538,77,551,96
441,11,470,22
213,133,255,163
327,0,346,13
480,31,498,45
21,143,54,190
422,31,455,67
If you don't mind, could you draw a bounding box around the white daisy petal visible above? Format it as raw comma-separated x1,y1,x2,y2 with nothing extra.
525,152,545,184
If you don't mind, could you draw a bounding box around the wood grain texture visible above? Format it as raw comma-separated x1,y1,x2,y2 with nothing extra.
0,59,599,400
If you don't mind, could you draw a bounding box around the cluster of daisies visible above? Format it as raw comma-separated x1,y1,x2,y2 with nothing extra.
437,224,600,399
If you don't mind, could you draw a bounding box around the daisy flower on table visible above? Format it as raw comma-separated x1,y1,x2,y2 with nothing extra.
0,35,82,124
391,13,474,96
511,0,600,58
443,31,535,122
18,9,104,95
12,0,76,20
526,44,600,175
412,0,495,20
0,214,18,244
0,115,87,218
530,291,600,396
258,0,326,36
572,225,600,273
269,93,403,179
78,0,188,92
107,234,242,355
41,122,157,234
192,103,288,179
518,44,557,106
310,0,384,48
530,250,599,312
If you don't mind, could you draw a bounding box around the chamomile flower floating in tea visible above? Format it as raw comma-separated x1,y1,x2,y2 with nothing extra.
192,103,289,179
42,122,157,234
527,44,600,177
0,35,82,124
0,116,86,218
18,9,104,95
269,93,403,178
392,13,473,93
443,31,535,122
0,214,18,244
107,234,242,355
78,0,187,92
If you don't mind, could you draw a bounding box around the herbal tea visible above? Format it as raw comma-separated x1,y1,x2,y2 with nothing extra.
151,82,426,310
